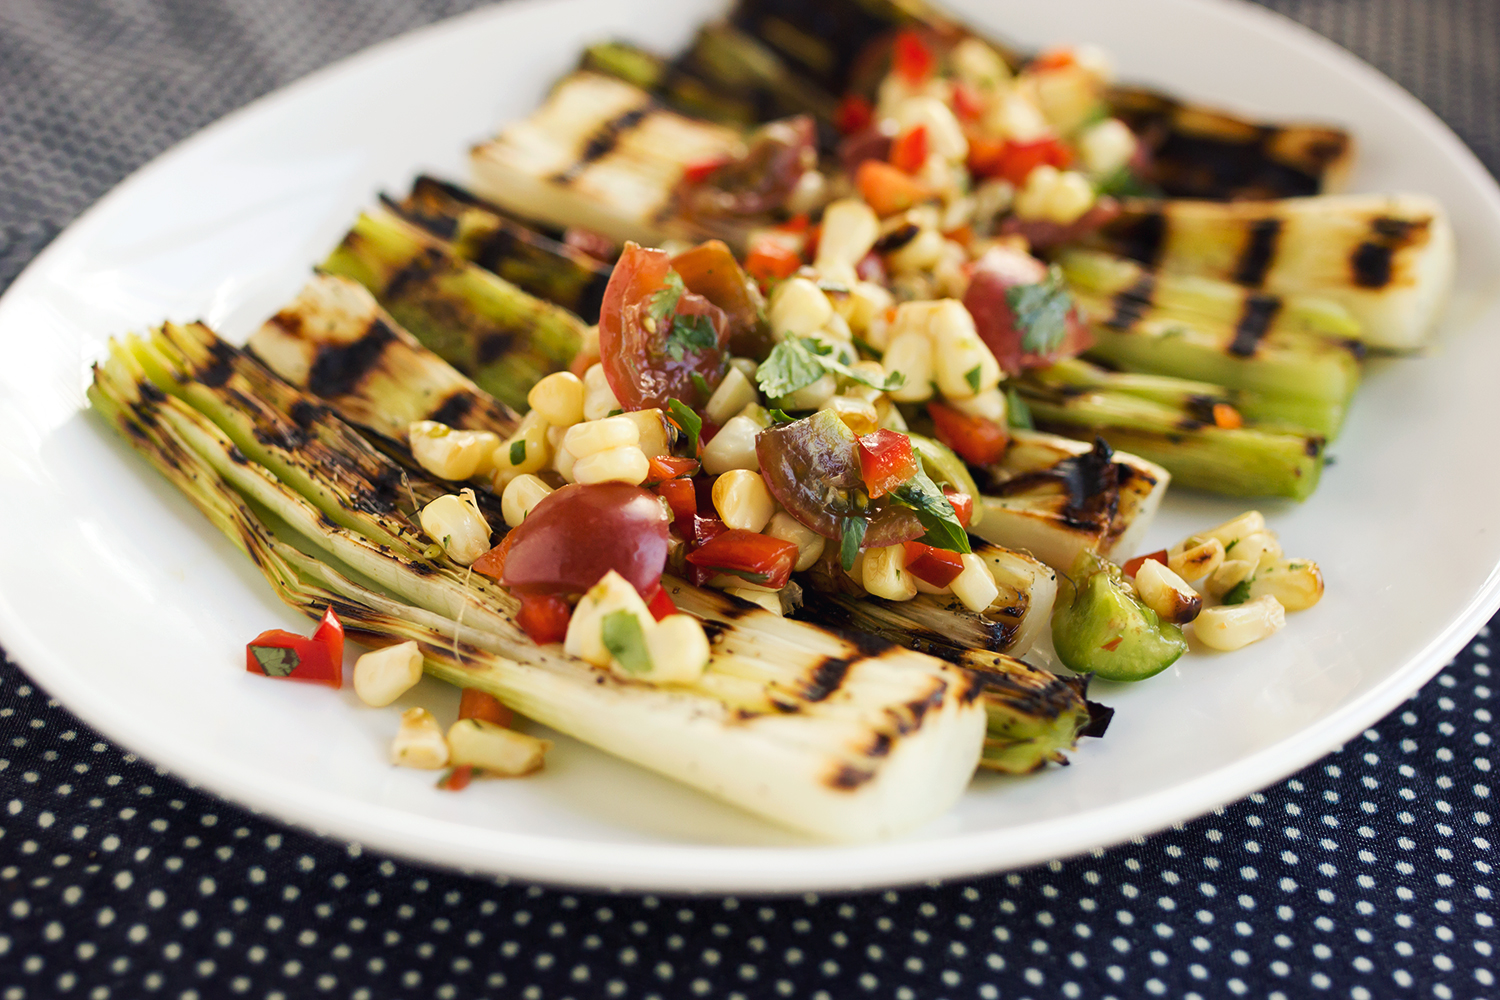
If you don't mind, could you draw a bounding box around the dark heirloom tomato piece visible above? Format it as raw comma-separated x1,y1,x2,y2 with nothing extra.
677,116,818,220
597,242,730,411
963,245,1092,375
500,483,671,597
686,531,800,591
671,241,773,359
928,401,1009,468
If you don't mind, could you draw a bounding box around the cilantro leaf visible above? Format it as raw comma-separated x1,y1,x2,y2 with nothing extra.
509,439,526,466
665,398,703,455
766,408,795,424
1006,387,1034,430
647,270,686,327
851,336,883,361
887,469,971,555
839,515,868,571
601,610,654,674
664,312,719,361
1006,266,1074,356
1221,579,1252,606
250,644,299,678
964,364,982,394
689,371,713,400
757,337,905,402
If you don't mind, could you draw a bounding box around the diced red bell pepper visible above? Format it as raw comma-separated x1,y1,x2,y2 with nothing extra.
903,541,966,588
646,455,700,484
889,124,929,174
942,487,974,528
835,93,875,135
928,401,1009,467
951,82,986,122
744,237,803,284
856,160,931,217
643,583,677,622
245,606,344,688
655,477,698,524
975,136,1074,186
857,429,919,498
892,29,935,85
515,591,572,645
685,530,799,591
1122,549,1169,577
691,513,729,546
471,531,515,580
437,765,474,791
459,688,513,728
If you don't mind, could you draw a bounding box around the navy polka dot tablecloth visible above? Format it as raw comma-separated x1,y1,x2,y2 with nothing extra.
1,1,1497,998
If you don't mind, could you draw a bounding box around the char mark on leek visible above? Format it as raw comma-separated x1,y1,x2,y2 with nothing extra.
1230,218,1282,288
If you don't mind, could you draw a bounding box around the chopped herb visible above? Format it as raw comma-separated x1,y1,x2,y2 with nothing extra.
816,279,850,295
665,398,703,455
607,408,624,417
888,469,971,555
1221,579,1253,605
1223,538,1239,554
509,439,526,466
647,270,686,326
663,312,718,361
757,336,905,400
766,408,795,424
690,371,713,400
602,610,654,674
1006,387,1034,430
1096,164,1161,199
1006,265,1074,356
839,515,868,571
851,336,883,361
964,364,982,394
249,645,298,678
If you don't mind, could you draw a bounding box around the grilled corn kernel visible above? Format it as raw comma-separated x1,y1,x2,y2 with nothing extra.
729,357,758,381
886,226,947,274
527,371,586,428
948,387,1006,423
390,707,448,769
711,469,775,533
952,37,1010,88
705,366,758,426
500,473,553,528
883,332,935,402
1013,165,1095,224
446,718,550,776
553,440,577,483
818,394,880,435
419,491,492,565
1253,532,1285,569
987,89,1050,142
776,372,838,411
950,553,1001,614
1204,558,1257,598
1031,63,1103,134
701,414,762,474
582,363,622,421
1223,530,1273,572
644,614,712,683
573,445,649,485
725,587,784,615
408,422,500,481
563,414,639,458
814,199,880,285
836,281,895,341
892,96,969,162
620,408,671,458
785,168,828,217
353,641,424,708
769,277,833,339
1193,595,1285,651
929,303,1001,400
1249,558,1324,611
1168,535,1225,582
1078,118,1138,177
863,544,918,601
491,411,551,487
764,511,826,572
1203,511,1266,548
565,570,653,667
1133,560,1203,625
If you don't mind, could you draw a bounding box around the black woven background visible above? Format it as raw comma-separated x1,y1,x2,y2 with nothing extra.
1,2,1496,998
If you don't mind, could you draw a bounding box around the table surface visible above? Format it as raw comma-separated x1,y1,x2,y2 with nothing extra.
1,1,1496,997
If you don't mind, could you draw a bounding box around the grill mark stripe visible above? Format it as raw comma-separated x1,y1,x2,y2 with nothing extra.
551,105,652,184
1232,218,1282,287
427,392,475,427
306,318,397,398
1113,211,1167,267
1228,293,1283,357
1107,274,1157,330
1351,241,1394,288
801,656,853,703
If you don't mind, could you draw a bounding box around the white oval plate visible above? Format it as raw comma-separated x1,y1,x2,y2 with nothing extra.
2,0,1498,893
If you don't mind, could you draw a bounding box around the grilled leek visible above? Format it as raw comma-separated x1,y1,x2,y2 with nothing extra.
1089,194,1455,350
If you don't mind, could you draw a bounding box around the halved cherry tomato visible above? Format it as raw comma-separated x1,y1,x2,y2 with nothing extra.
597,242,730,410
835,93,874,134
951,82,986,122
646,455,700,484
943,487,974,528
502,484,671,597
245,607,343,688
437,765,474,791
643,583,677,622
655,477,698,524
471,530,515,580
892,29,935,85
686,530,799,590
515,592,572,645
889,124,929,174
963,245,1092,374
855,160,931,217
903,541,966,588
1122,549,1169,577
459,688,513,728
857,429,919,498
928,401,1009,467
744,237,803,284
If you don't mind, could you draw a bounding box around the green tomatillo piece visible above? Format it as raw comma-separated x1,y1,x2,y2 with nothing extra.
1051,552,1187,681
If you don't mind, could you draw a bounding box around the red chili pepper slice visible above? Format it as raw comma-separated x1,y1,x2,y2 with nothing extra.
646,455,700,484
437,765,474,791
245,612,343,688
1122,549,1169,577
312,606,343,673
834,93,875,134
951,82,986,122
515,592,572,645
685,530,799,590
903,541,966,588
927,401,1009,467
892,29,935,85
942,487,974,528
856,429,919,498
889,124,929,174
643,583,677,622
458,688,512,728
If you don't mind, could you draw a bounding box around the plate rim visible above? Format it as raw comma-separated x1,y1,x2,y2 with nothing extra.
2,0,1499,893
